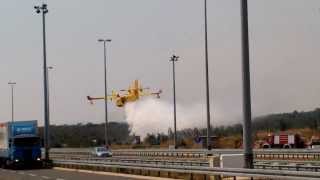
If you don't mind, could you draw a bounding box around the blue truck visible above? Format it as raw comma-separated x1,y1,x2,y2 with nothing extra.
0,120,42,167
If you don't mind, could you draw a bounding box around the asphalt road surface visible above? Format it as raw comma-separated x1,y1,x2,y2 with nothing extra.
0,168,174,180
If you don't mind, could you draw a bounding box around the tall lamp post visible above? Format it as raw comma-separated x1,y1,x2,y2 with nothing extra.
170,55,179,149
34,3,50,162
47,66,53,130
8,82,16,123
204,0,212,150
240,0,253,168
98,38,112,147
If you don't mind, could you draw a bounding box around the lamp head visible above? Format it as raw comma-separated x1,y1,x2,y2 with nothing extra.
34,6,41,13
170,54,179,61
98,39,112,42
34,4,48,14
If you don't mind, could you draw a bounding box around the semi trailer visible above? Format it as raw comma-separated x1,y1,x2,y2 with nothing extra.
0,120,42,167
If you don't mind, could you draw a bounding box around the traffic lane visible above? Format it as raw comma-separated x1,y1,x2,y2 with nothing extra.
0,168,170,180
21,168,146,180
0,168,41,180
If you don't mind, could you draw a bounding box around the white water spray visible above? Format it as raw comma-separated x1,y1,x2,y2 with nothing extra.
125,98,235,138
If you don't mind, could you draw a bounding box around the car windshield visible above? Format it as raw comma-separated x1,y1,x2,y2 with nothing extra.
96,147,107,152
13,137,40,147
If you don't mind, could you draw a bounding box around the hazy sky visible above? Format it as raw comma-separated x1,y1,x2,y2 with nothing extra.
1,0,320,128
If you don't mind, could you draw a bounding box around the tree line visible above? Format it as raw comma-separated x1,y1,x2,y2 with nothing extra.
38,122,131,147
39,108,320,147
143,108,320,145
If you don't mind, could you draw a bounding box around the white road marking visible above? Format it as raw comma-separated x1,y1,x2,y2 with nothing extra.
41,176,50,179
28,173,37,177
18,172,25,175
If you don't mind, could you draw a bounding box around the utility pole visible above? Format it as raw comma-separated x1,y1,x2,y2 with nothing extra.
240,0,253,168
34,3,50,162
8,82,16,123
204,0,212,150
170,55,179,149
47,66,53,133
98,39,112,147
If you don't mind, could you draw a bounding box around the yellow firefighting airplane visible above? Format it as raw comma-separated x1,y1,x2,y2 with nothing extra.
87,80,162,107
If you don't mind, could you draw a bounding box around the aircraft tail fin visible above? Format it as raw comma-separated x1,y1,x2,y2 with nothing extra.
87,96,94,104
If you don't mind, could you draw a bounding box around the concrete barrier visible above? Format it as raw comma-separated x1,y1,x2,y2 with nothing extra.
219,154,244,168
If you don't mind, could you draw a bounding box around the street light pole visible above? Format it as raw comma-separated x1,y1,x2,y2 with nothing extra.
47,66,53,132
98,39,112,147
170,55,179,149
240,0,253,168
8,82,16,123
204,0,212,150
34,3,50,162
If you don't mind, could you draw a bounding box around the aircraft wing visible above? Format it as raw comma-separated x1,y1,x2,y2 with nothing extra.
87,95,115,104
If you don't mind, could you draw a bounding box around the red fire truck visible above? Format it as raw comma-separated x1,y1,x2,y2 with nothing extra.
262,133,305,148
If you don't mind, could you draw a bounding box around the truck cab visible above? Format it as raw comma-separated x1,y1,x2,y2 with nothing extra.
9,135,42,165
262,133,305,149
0,120,42,168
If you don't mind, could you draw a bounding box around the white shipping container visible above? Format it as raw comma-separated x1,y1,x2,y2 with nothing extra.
0,123,8,149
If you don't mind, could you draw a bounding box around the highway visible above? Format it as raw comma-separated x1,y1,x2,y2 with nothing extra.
0,168,174,180
3,148,320,180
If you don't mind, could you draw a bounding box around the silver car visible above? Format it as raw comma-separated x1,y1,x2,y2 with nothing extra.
92,147,112,157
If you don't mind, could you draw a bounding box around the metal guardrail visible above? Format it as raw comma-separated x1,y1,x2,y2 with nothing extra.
51,153,207,161
50,148,320,160
50,148,320,174
52,154,320,172
255,159,320,165
51,155,209,167
254,163,320,172
51,148,320,154
53,159,320,180
256,152,320,160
